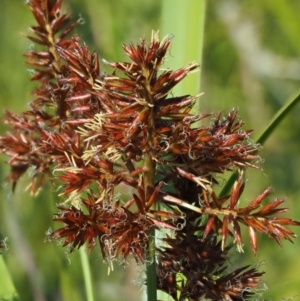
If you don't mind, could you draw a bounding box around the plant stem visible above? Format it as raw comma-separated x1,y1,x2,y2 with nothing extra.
144,147,157,301
0,256,19,301
79,248,94,301
255,91,300,145
146,227,157,301
219,91,300,197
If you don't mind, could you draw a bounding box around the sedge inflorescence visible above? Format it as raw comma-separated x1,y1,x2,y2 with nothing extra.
0,1,299,300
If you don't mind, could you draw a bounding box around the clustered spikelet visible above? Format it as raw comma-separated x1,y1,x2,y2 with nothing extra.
157,229,265,301
0,0,299,300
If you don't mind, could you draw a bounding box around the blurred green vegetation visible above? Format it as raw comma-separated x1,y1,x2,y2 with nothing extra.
1,0,300,300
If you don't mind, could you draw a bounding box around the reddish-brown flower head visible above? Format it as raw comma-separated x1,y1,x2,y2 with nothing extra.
0,1,299,300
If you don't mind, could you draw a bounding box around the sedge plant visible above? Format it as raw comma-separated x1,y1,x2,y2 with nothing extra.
1,1,300,300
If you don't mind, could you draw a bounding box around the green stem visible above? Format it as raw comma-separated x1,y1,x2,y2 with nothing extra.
255,92,300,145
144,149,157,301
79,248,94,301
0,256,19,300
146,227,157,301
219,91,300,197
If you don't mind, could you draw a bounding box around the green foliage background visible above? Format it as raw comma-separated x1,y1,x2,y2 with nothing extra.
0,1,300,300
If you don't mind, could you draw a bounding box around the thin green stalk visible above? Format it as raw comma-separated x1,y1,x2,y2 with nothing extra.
0,256,19,300
143,75,157,300
146,227,157,301
79,248,94,301
144,150,157,301
255,91,300,145
219,91,300,197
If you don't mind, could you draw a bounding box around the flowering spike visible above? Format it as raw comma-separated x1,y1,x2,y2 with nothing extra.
0,1,299,300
